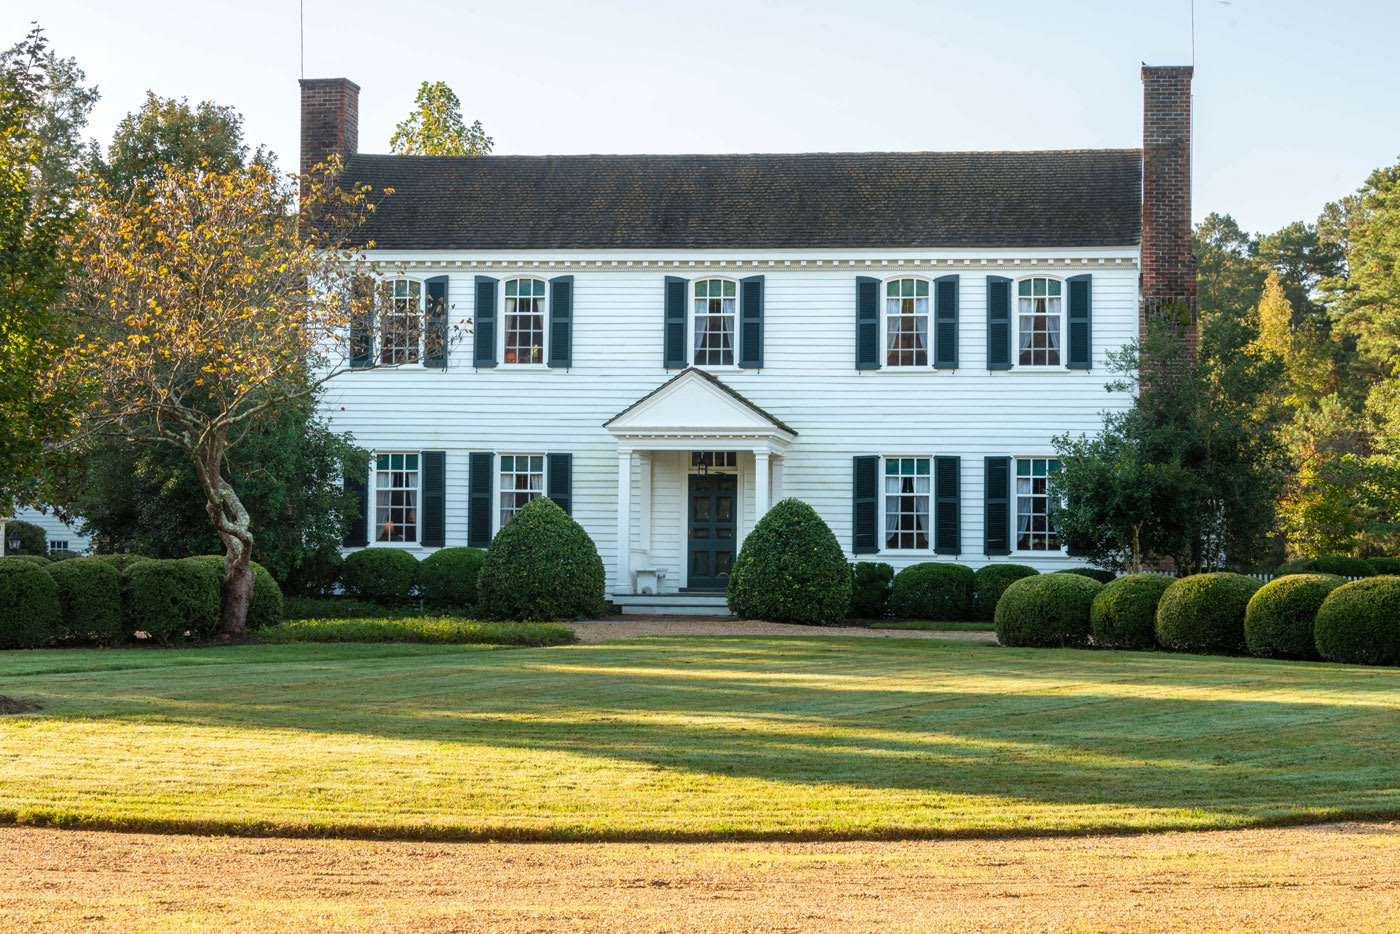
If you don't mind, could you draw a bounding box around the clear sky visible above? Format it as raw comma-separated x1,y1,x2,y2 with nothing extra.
8,0,1399,235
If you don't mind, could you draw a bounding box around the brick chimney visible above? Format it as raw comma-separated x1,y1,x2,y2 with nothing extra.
299,77,359,193
1140,65,1196,347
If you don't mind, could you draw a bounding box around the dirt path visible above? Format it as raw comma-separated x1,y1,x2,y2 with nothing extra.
5,823,1398,933
572,617,997,643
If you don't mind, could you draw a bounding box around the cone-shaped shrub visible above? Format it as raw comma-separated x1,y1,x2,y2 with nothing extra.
1090,573,1174,650
890,563,975,621
48,557,124,645
972,564,1038,621
1314,577,1400,666
848,562,894,619
341,549,419,606
995,572,1102,647
727,499,850,625
1244,573,1345,660
478,497,606,621
0,559,61,649
420,547,487,609
1155,572,1262,653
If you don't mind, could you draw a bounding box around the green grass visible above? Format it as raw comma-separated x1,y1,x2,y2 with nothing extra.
1,637,1398,841
872,620,996,632
258,617,575,647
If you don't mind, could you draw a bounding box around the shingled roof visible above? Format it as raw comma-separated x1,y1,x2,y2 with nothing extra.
340,150,1142,251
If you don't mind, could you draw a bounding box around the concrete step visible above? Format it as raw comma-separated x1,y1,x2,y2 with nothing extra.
613,593,732,617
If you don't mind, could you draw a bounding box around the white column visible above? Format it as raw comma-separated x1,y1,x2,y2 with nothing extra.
754,450,771,523
638,453,653,559
616,449,633,593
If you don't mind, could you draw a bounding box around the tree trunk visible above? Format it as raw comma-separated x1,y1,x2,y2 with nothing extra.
220,547,256,638
190,435,258,638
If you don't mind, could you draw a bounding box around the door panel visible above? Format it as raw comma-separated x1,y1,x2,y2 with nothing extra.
687,474,737,590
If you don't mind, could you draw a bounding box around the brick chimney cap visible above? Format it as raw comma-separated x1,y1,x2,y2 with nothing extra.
299,77,361,91
1140,64,1194,79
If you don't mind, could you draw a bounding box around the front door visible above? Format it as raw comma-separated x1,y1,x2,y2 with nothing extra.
687,474,737,590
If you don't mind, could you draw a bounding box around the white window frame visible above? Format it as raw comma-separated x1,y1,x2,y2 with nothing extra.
48,540,70,553
882,455,932,551
882,276,932,368
379,278,425,367
1014,456,1062,553
499,453,546,528
1015,276,1064,368
691,277,739,368
373,451,421,546
502,277,548,366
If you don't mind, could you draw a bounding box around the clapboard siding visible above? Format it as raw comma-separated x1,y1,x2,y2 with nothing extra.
325,248,1139,584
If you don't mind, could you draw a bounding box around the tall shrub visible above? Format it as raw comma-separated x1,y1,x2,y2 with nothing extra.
419,547,486,609
122,558,222,643
341,549,419,606
726,499,850,625
1155,572,1262,653
478,497,606,621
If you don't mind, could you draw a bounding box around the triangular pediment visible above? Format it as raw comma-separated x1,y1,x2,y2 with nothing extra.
605,369,795,436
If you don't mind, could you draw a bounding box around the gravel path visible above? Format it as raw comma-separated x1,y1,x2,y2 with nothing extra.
570,617,998,644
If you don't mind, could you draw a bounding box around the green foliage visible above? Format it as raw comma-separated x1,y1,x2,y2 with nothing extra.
341,549,419,606
283,597,425,621
889,563,974,622
1057,568,1117,584
1244,573,1345,660
47,556,123,644
1,553,49,566
847,562,894,619
122,558,221,644
1090,573,1174,650
96,92,268,195
725,499,851,625
1275,555,1374,578
90,554,151,573
4,519,46,556
389,81,493,156
971,565,1039,621
258,617,575,648
280,548,343,598
478,497,607,622
1313,577,1400,666
184,555,283,630
419,547,486,609
994,573,1102,648
1154,573,1263,654
0,558,60,648
1367,557,1400,575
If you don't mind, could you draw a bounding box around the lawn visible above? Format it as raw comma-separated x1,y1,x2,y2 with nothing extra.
1,637,1398,841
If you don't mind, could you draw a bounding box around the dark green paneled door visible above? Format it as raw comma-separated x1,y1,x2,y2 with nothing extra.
687,474,737,590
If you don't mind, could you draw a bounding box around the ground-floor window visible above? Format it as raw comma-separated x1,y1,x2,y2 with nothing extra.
48,540,69,553
1016,457,1060,551
375,452,419,543
885,456,930,549
500,454,545,527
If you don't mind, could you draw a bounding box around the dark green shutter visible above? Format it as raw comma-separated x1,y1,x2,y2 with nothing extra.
342,466,368,547
1067,274,1092,369
547,453,572,515
986,276,1012,370
663,276,687,368
424,276,449,368
853,455,879,554
350,276,373,368
739,275,764,368
984,456,1012,555
934,455,960,554
934,274,959,369
468,451,494,547
855,277,880,370
473,276,497,367
421,450,446,547
548,275,573,368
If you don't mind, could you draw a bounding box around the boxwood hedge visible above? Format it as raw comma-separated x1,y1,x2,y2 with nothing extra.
419,547,487,609
1155,572,1263,654
1090,573,1174,650
1313,577,1400,666
972,564,1039,621
479,497,608,621
1275,556,1374,579
123,557,222,643
1366,557,1400,576
890,563,975,622
995,573,1102,647
47,556,124,645
0,559,61,649
1244,573,1345,660
1056,567,1117,584
341,548,419,606
848,561,894,619
726,499,850,625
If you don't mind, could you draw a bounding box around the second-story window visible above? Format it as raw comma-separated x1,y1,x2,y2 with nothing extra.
380,279,422,365
886,278,929,367
693,279,736,366
504,278,546,364
1018,277,1061,367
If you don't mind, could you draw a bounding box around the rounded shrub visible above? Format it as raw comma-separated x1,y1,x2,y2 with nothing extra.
419,547,487,609
341,548,419,606
1154,572,1263,654
2,553,51,567
1275,556,1374,579
186,556,284,631
726,498,850,625
1056,567,1117,584
122,558,222,643
1365,557,1400,576
1313,577,1400,666
280,549,344,598
1243,573,1345,660
848,562,894,619
479,497,607,621
972,564,1039,621
995,573,1102,647
47,556,124,645
92,554,152,573
0,559,61,649
1090,573,1174,650
890,563,975,622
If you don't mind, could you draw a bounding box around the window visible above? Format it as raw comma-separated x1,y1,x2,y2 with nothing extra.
375,453,419,543
885,457,930,549
48,540,69,553
1016,458,1060,551
1017,278,1061,366
380,279,423,365
500,454,545,527
693,279,736,366
504,278,546,364
690,451,737,472
885,278,929,367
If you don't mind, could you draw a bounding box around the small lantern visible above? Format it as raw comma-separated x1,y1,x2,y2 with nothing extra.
6,530,20,554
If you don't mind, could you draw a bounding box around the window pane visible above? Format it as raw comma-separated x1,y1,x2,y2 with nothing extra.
375,452,419,543
500,453,546,528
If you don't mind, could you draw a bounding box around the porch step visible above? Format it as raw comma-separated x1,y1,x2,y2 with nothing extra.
613,593,733,617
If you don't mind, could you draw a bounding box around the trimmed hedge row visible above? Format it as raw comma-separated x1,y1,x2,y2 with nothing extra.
995,573,1103,647
1276,556,1375,578
1244,574,1344,660
1090,573,1174,650
1155,573,1263,654
890,563,974,621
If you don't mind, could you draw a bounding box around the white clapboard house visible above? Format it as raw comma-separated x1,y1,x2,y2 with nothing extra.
303,66,1198,614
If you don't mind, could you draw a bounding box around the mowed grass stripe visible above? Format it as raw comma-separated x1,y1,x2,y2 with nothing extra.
1,637,1398,841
